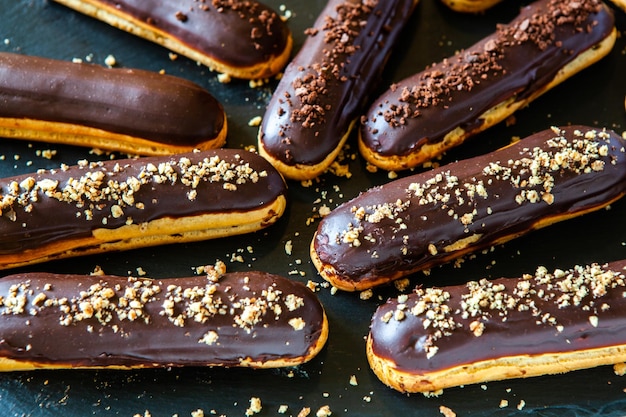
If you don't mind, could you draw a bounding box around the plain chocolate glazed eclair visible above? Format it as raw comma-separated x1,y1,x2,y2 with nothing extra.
0,148,287,270
0,267,328,370
368,259,626,393
50,0,292,79
359,0,616,171
312,126,626,291
0,52,227,156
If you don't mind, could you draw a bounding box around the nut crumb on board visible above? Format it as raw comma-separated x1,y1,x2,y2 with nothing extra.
439,405,456,417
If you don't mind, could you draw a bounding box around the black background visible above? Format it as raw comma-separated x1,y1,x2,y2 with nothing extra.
2,0,626,416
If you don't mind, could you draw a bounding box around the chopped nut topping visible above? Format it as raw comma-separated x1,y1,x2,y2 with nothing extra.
335,127,617,263
384,263,626,359
0,154,266,229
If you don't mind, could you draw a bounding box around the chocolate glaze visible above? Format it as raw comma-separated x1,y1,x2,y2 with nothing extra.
69,0,290,70
0,270,326,368
0,148,286,256
259,0,416,167
0,52,225,145
369,259,626,376
360,0,615,161
313,126,626,289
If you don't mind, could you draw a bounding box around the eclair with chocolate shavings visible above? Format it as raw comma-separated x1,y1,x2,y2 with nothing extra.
258,0,418,180
359,0,616,171
50,0,292,79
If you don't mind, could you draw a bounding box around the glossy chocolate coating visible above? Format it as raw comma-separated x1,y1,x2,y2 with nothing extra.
85,0,290,69
360,0,615,159
0,271,326,368
369,259,626,374
0,149,286,255
259,0,416,167
313,126,626,289
0,52,225,145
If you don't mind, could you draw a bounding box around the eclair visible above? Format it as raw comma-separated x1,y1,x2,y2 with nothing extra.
312,126,626,291
0,148,287,270
0,52,226,156
367,260,626,393
50,0,292,80
0,266,328,370
258,0,418,180
359,0,616,171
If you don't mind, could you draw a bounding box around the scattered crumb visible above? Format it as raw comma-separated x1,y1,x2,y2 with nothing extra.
349,375,358,386
315,405,332,417
285,240,293,256
297,407,311,417
248,116,262,127
249,78,269,88
517,400,526,411
90,265,105,276
36,149,57,159
217,73,231,83
104,54,116,67
499,399,509,408
439,405,456,417
245,397,262,416
278,404,289,414
191,410,204,417
614,362,626,376
359,289,373,300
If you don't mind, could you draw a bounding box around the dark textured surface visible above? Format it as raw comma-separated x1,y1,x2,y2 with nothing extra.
1,0,626,416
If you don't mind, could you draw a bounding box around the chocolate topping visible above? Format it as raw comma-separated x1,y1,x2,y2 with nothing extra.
0,52,225,145
314,126,626,289
89,0,290,69
0,268,326,368
259,0,416,167
369,259,626,375
0,149,286,256
360,0,615,159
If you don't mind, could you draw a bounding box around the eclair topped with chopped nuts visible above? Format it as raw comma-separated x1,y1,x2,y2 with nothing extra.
368,260,626,393
312,126,626,291
0,148,287,269
0,265,328,370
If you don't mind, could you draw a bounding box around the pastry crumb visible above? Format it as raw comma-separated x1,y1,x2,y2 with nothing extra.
248,116,262,127
315,405,332,417
439,405,456,417
245,397,262,416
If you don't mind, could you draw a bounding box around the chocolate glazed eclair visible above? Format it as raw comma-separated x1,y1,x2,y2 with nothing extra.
0,267,328,370
0,148,287,270
368,260,626,393
258,0,418,181
50,0,292,79
359,0,616,171
0,52,226,156
312,126,626,291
